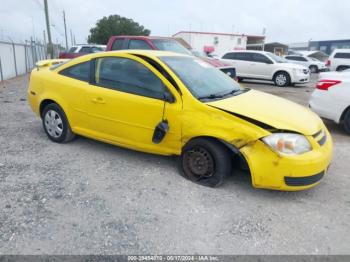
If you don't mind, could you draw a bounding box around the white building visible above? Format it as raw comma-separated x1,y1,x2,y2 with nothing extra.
173,31,265,57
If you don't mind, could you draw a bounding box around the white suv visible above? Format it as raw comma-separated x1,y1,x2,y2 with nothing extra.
284,55,328,73
221,51,310,87
327,49,350,71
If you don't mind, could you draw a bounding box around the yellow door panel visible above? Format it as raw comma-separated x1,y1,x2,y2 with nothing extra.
86,55,182,155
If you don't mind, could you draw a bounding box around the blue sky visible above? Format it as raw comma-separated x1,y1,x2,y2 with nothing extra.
1,0,349,45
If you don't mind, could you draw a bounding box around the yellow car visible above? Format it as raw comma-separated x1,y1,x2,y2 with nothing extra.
28,50,333,191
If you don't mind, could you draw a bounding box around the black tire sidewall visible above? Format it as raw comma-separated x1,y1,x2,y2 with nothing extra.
309,65,318,73
180,138,232,187
344,110,350,135
42,103,69,143
274,72,290,87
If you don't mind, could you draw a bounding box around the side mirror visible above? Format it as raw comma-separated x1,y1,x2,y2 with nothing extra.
152,120,169,144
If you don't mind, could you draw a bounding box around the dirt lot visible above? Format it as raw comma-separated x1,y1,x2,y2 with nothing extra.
0,74,349,255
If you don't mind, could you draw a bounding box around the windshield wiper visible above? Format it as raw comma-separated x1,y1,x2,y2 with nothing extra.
222,88,250,97
198,88,250,101
198,93,225,100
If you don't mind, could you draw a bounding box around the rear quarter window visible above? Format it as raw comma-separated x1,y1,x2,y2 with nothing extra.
59,61,90,82
334,53,350,59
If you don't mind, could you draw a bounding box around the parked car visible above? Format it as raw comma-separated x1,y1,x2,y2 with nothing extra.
221,50,310,87
28,50,332,191
106,36,236,79
309,70,350,134
284,55,328,73
326,49,350,71
59,45,106,59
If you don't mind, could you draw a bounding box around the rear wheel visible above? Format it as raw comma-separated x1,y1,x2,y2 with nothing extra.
309,65,318,73
42,103,75,143
336,66,350,72
273,72,290,87
343,110,350,135
236,77,244,82
179,138,232,187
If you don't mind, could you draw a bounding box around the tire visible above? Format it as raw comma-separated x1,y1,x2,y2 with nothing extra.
343,110,350,135
309,65,318,73
273,71,290,87
236,77,244,82
179,138,232,187
337,66,350,72
41,103,75,143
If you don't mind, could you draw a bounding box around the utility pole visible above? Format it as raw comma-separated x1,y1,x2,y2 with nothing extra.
63,10,68,50
43,0,53,58
70,29,74,46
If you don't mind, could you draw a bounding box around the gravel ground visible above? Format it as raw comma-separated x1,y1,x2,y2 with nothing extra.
0,74,349,255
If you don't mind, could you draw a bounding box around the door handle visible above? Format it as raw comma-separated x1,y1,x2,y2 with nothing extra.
91,97,106,104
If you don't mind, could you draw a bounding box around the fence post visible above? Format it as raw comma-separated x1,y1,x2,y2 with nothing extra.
0,56,3,81
11,41,18,76
24,42,28,73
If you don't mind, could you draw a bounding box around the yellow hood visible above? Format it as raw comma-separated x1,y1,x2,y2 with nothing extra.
207,90,322,136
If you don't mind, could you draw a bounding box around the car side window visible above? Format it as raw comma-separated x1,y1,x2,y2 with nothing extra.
237,52,252,61
251,53,271,63
286,56,304,61
111,39,124,50
222,53,235,59
59,61,90,82
334,53,350,59
94,57,167,100
285,56,297,61
128,40,152,50
79,47,92,53
223,52,251,61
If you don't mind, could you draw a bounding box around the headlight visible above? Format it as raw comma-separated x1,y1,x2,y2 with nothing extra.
293,68,304,74
262,133,312,155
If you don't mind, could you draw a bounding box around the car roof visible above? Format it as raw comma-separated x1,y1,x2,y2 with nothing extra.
113,35,176,40
52,50,191,71
111,49,189,57
223,50,270,55
333,49,350,52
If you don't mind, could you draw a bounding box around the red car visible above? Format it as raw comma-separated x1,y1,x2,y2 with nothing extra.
106,36,236,78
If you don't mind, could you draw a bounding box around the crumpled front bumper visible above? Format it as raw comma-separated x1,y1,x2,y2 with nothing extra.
239,128,333,191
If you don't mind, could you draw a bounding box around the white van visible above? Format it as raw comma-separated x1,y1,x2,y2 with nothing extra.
221,50,310,87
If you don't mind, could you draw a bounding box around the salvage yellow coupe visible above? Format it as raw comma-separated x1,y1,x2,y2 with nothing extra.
28,50,333,190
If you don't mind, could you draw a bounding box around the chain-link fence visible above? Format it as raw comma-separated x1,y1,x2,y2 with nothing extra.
0,40,61,81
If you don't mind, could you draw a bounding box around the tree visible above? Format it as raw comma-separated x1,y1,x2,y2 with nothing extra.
87,15,151,44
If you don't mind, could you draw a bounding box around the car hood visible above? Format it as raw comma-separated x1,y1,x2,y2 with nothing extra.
207,90,322,135
200,57,232,67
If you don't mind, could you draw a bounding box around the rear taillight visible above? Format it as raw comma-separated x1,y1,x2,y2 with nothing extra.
326,60,331,67
316,79,341,90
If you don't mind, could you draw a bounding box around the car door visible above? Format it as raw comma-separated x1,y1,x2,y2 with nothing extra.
249,53,274,79
222,52,252,77
85,54,182,155
57,61,92,132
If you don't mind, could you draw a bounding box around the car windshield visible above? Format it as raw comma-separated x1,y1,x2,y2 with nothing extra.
160,56,243,101
266,52,286,63
152,39,192,55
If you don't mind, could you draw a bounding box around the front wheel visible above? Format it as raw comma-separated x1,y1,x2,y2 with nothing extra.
179,138,232,187
42,103,75,143
343,110,350,135
273,72,290,87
